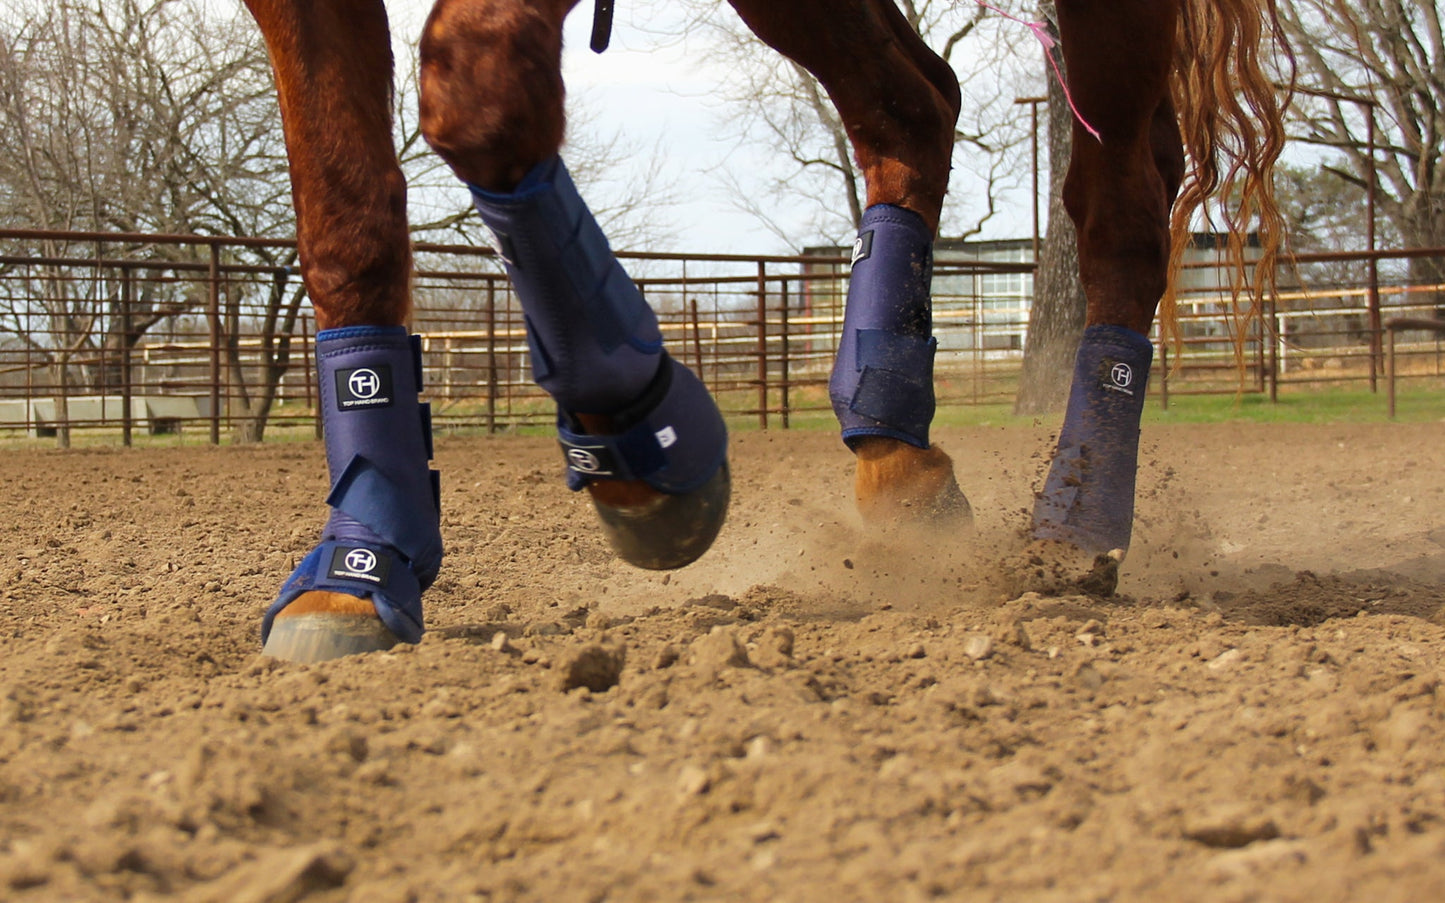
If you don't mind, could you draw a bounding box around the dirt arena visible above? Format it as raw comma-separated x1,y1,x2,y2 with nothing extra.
3,420,1445,902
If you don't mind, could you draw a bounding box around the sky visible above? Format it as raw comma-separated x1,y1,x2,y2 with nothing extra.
385,0,1041,256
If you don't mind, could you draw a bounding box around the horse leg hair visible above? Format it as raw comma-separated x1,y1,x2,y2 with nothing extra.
1056,0,1186,333
726,0,961,231
418,0,580,192
242,0,412,329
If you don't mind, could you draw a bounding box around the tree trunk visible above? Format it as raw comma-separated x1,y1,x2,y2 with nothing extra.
1014,2,1087,416
52,362,71,450
232,272,304,444
1402,199,1445,318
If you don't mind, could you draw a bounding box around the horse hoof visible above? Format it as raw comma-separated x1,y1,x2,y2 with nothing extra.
853,438,972,528
1003,541,1123,597
263,592,401,663
587,461,731,570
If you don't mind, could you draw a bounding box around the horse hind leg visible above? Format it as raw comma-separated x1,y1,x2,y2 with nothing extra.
1025,0,1186,593
244,0,441,661
419,0,728,569
728,0,970,528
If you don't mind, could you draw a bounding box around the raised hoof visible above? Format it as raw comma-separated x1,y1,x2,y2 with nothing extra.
853,438,972,528
263,592,401,663
1004,541,1123,598
587,461,731,570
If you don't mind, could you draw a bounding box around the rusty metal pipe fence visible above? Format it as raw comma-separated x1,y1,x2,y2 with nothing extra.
0,229,1442,443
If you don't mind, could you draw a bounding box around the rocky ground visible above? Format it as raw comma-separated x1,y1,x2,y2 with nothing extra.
3,421,1445,902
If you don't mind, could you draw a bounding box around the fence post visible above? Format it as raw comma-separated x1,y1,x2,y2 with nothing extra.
486,280,498,434
780,277,791,429
1387,325,1397,419
690,298,705,391
756,260,768,429
208,242,221,445
1268,294,1280,403
301,316,318,439
121,266,133,447
1159,340,1170,411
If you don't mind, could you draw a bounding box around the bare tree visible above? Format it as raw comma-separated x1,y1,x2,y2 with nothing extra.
0,0,295,444
1014,1,1086,415
686,0,1032,248
1277,1,1445,299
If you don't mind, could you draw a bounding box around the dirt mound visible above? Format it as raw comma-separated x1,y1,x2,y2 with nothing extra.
3,422,1445,901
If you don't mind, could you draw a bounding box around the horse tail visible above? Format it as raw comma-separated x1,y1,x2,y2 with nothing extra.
1162,0,1294,357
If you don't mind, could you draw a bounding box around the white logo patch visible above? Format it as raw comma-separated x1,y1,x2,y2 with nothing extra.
568,448,603,474
1110,362,1133,390
850,230,874,266
348,368,382,400
344,548,378,574
655,426,678,449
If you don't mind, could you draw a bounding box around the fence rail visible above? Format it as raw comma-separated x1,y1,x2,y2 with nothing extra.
0,229,1441,443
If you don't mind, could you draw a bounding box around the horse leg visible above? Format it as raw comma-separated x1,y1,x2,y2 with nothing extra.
1028,0,1186,589
244,0,443,661
418,0,728,569
727,0,970,527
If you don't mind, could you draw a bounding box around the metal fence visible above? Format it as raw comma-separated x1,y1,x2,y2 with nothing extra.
1,228,1442,443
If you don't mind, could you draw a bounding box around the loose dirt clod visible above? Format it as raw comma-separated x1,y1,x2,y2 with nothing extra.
555,643,626,693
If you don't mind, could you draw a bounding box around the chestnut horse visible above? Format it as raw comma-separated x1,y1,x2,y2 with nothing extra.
243,0,1289,662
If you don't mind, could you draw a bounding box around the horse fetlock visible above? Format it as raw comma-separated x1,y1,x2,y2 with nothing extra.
558,354,727,497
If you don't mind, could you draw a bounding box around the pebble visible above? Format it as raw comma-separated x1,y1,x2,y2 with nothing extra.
962,634,994,661
1182,804,1280,849
653,645,681,670
677,764,711,797
1207,648,1245,672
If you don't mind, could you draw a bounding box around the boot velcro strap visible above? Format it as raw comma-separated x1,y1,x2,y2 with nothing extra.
326,453,443,581
558,419,669,485
262,541,424,644
555,353,726,495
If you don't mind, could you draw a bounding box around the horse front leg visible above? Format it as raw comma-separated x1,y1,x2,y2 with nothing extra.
418,0,729,569
728,0,971,529
245,0,442,661
1027,0,1186,591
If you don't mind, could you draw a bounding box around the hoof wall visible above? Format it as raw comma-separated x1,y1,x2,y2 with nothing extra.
593,462,731,570
263,613,402,663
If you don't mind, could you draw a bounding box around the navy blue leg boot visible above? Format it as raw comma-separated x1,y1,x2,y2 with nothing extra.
470,156,728,569
262,326,443,661
829,204,970,525
1032,324,1153,562
830,205,938,450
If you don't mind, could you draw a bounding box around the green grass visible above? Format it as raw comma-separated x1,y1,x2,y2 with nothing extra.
5,383,1444,451
1143,386,1445,425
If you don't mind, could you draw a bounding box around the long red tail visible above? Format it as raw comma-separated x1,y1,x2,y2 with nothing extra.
1164,0,1294,353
